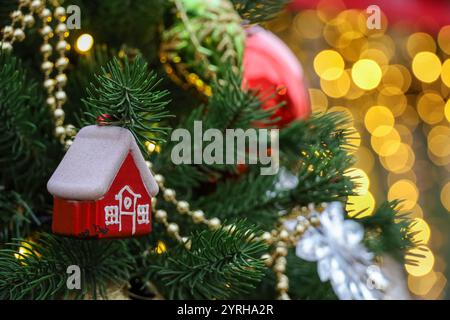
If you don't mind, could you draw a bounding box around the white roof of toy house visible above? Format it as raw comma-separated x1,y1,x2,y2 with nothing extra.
47,125,159,201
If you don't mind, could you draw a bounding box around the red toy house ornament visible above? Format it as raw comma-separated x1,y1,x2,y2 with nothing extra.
47,125,159,238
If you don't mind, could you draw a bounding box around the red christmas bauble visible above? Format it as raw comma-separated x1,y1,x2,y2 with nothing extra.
243,27,310,126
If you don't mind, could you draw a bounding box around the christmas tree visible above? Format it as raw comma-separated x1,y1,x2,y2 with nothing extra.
0,0,416,300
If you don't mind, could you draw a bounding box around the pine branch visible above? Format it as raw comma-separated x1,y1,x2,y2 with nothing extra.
0,52,60,198
0,190,39,243
145,221,267,299
231,0,288,23
281,112,356,205
0,233,134,299
205,70,278,130
195,173,281,230
155,70,277,190
83,57,173,151
357,200,416,262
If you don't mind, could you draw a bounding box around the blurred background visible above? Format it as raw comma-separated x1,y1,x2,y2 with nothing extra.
264,0,450,299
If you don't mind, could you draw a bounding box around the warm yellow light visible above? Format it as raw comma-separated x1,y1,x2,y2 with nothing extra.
294,10,323,39
377,92,407,117
417,92,445,125
438,26,450,55
445,99,450,121
155,241,167,254
346,192,375,218
75,33,94,53
314,50,345,80
354,146,375,173
380,143,415,174
441,59,450,88
406,32,436,58
441,182,450,212
412,52,441,83
410,218,431,244
320,71,351,98
428,126,450,158
364,106,395,137
371,128,401,157
345,168,370,195
388,179,418,211
359,49,389,67
408,271,437,296
308,88,328,113
345,126,361,151
351,59,382,90
14,240,38,262
405,246,435,277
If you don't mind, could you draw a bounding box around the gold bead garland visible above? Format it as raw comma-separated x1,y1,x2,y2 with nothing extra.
147,161,329,300
1,0,74,146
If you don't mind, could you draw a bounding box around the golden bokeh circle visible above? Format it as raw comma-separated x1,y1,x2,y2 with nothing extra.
308,88,328,113
314,50,345,80
441,59,450,88
428,126,450,158
441,182,450,212
388,179,418,211
371,127,401,156
412,52,441,83
445,99,450,122
406,32,436,58
438,26,450,55
417,92,445,125
380,143,415,174
345,168,370,195
351,59,382,90
364,106,395,137
320,71,351,98
410,218,431,244
346,192,375,218
405,246,435,277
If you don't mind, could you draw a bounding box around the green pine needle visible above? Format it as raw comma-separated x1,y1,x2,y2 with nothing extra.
83,57,173,152
0,233,134,300
145,221,267,299
231,0,288,23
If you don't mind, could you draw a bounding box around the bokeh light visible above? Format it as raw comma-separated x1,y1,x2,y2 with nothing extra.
75,33,94,53
346,192,375,218
441,182,450,212
351,59,382,90
441,59,450,88
345,168,370,195
364,106,395,137
308,88,328,113
410,218,431,244
405,246,435,277
438,26,450,55
388,179,418,211
412,52,442,83
417,92,445,125
314,49,345,80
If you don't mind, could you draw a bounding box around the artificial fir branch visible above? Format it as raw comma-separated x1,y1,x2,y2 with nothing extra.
83,57,173,150
231,0,288,23
358,200,417,262
155,69,277,191
145,221,267,299
0,52,60,199
195,173,281,230
280,112,355,205
0,233,134,300
0,191,39,243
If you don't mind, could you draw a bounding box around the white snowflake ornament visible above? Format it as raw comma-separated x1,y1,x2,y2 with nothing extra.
290,202,389,300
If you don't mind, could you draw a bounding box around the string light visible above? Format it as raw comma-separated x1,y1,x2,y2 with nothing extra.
75,33,94,53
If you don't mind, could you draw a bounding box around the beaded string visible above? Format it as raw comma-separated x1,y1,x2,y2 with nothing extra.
0,0,75,146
